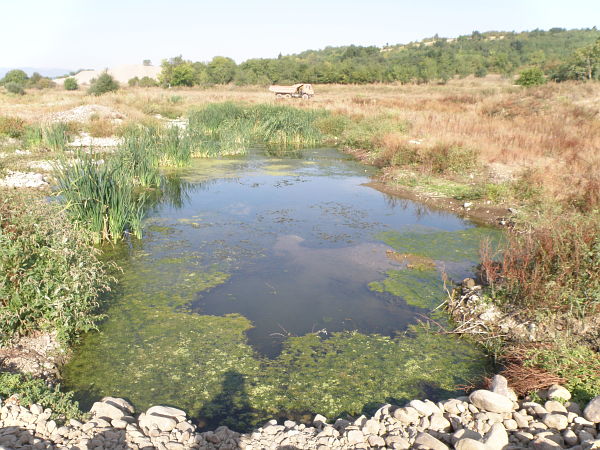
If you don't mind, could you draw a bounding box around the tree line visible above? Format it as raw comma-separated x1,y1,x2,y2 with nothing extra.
158,28,600,87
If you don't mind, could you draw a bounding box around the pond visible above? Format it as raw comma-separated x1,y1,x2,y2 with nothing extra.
62,147,500,431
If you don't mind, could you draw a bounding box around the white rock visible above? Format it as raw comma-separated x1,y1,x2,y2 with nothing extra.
469,390,514,413
483,423,508,450
146,405,186,419
413,431,448,450
584,396,600,423
101,397,134,414
347,429,365,444
138,412,176,432
409,399,440,417
547,385,571,401
490,374,517,401
455,438,487,450
90,401,125,420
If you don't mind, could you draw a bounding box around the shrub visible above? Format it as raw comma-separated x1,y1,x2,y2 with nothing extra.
0,193,113,343
128,76,140,87
5,82,25,95
516,67,547,86
86,116,115,137
64,77,78,90
1,69,28,85
88,72,119,96
0,372,82,421
0,116,25,138
481,213,600,317
139,76,158,87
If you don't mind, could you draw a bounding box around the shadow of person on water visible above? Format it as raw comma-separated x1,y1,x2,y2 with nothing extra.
197,369,256,433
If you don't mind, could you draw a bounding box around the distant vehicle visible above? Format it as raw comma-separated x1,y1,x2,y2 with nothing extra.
269,83,314,99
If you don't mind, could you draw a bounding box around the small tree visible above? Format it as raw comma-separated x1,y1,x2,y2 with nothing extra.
1,69,28,85
64,77,79,91
88,73,119,96
128,76,140,87
516,67,546,86
5,82,25,95
143,59,151,66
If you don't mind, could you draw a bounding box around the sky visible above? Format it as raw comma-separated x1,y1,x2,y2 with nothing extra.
1,0,599,71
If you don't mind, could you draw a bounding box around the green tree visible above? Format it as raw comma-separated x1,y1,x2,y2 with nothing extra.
207,56,237,84
64,77,79,90
1,69,28,85
516,67,546,86
88,73,119,95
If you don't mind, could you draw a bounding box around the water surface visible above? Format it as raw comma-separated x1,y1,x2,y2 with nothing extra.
63,148,499,430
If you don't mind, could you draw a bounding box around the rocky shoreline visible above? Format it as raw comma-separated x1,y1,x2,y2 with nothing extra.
1,375,600,449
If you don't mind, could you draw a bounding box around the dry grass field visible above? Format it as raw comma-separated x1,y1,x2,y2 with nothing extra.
2,77,599,210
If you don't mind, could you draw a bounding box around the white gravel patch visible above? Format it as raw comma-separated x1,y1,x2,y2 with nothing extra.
0,170,48,188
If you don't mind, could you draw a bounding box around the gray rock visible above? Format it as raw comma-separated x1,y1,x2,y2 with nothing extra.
111,419,128,429
543,413,569,430
146,406,186,419
483,423,508,450
385,435,410,449
347,429,365,444
452,429,483,445
531,437,562,449
429,414,451,432
563,429,579,447
392,407,420,425
469,390,514,413
547,384,571,401
409,399,440,417
138,413,177,432
583,396,600,423
455,438,487,450
30,404,44,415
544,400,567,414
368,434,385,447
362,418,380,435
90,402,125,421
490,374,518,401
413,431,449,450
101,397,135,414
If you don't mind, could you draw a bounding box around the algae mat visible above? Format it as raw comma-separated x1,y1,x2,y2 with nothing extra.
63,148,500,431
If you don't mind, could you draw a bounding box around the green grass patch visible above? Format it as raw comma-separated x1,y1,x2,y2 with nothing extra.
369,267,446,309
0,372,82,421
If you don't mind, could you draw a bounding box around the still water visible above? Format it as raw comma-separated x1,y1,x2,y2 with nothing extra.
63,148,499,430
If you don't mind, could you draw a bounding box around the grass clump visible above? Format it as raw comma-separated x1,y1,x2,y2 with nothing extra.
0,193,112,343
0,116,25,138
187,102,327,156
0,372,82,421
55,154,147,243
43,122,69,151
481,212,600,317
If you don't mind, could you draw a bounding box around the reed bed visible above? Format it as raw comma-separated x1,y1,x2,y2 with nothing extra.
187,102,327,156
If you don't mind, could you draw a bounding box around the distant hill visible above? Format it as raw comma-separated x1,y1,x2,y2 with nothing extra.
54,64,161,85
230,27,600,84
0,67,74,79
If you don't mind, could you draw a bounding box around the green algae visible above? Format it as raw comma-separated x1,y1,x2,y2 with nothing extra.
376,227,502,262
369,268,446,309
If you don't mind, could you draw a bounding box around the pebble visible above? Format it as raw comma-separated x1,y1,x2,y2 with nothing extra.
0,382,598,449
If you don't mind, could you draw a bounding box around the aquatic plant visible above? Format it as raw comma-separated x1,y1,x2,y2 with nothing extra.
160,126,192,167
55,154,146,243
187,103,327,156
117,125,162,187
43,122,69,152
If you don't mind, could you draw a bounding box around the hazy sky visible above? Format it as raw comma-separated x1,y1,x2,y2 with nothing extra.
2,0,598,70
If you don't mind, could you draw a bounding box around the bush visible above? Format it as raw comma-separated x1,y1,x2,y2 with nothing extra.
481,213,600,317
139,76,158,87
88,72,119,96
0,372,82,421
64,77,78,91
1,69,28,85
0,193,113,343
128,76,139,87
0,116,25,138
5,82,25,95
516,67,547,86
